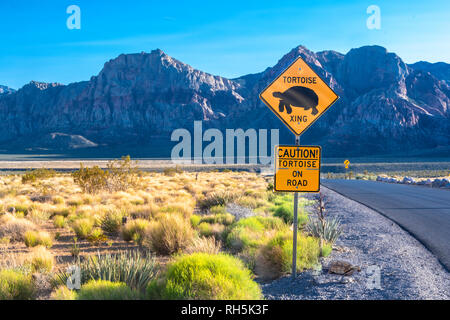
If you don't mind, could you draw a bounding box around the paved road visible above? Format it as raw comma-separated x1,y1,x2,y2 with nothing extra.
322,179,450,271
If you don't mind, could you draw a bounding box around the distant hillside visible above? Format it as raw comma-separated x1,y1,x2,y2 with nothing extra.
0,46,449,157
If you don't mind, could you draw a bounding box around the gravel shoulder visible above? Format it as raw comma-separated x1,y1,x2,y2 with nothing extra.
261,187,450,300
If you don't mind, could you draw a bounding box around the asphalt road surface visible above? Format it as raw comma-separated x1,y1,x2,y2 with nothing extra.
322,179,450,271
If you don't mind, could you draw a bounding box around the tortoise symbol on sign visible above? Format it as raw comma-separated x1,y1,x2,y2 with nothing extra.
272,86,319,115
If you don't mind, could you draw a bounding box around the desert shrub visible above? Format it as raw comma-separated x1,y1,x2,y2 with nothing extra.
55,251,157,292
7,203,32,215
0,214,36,241
50,207,73,217
77,280,140,300
184,237,221,254
305,217,342,244
27,209,52,224
121,219,150,243
321,243,333,257
236,196,259,209
0,269,36,300
72,165,108,194
237,247,259,272
53,215,67,228
226,216,287,252
67,198,83,207
256,232,320,279
129,203,159,220
87,228,108,244
27,246,54,272
23,230,53,248
50,286,76,300
273,203,308,226
190,214,201,227
143,214,194,255
147,253,262,300
22,168,56,184
105,155,141,191
197,191,238,211
73,157,141,194
72,218,95,239
159,204,193,219
209,205,226,215
52,196,64,205
0,236,10,246
197,222,226,240
101,210,124,233
163,166,183,176
199,213,235,226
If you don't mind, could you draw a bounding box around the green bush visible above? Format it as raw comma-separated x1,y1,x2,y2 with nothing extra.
0,269,36,300
199,213,235,226
273,203,308,226
77,280,140,300
190,214,201,228
101,210,125,233
197,222,226,240
321,243,333,257
87,228,108,244
55,251,157,292
256,232,320,279
50,286,77,300
72,165,108,194
209,205,226,215
53,215,67,228
226,216,287,252
23,230,53,248
22,168,56,184
72,218,95,239
147,253,262,300
121,219,150,243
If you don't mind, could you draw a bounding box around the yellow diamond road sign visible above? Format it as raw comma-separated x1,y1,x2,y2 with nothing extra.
259,56,339,136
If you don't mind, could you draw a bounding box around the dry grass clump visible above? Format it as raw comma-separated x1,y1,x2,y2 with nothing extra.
197,191,239,212
53,215,67,228
23,230,53,248
197,222,226,240
71,218,95,239
26,246,54,272
0,214,36,241
121,219,150,243
143,214,194,255
184,237,221,254
50,286,77,300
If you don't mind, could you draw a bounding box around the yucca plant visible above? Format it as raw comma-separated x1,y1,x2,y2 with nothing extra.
305,217,342,244
305,193,342,255
55,250,158,292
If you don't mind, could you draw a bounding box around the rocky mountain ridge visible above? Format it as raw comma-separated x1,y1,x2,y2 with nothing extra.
0,45,449,157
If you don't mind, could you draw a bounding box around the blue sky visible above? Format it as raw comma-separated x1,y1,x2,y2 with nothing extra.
1,0,449,89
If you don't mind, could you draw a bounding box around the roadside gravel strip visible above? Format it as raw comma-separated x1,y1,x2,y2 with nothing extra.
261,187,450,300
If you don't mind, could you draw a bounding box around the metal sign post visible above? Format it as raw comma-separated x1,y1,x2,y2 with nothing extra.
292,135,299,278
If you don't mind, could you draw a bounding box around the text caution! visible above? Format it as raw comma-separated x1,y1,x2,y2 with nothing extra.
274,145,321,192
